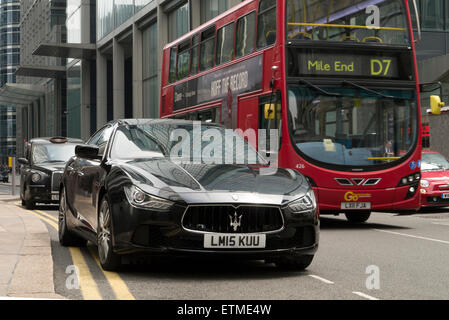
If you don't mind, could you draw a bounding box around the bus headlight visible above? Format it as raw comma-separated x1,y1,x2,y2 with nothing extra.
420,180,430,188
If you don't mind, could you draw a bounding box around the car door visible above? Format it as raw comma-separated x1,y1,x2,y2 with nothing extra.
76,125,114,231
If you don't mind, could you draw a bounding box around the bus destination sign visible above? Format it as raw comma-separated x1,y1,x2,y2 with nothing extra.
297,52,400,79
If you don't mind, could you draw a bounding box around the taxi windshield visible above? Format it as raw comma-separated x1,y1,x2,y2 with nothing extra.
286,0,410,46
32,144,77,164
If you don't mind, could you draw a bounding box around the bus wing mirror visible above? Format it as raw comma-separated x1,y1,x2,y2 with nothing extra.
264,104,276,120
430,95,445,115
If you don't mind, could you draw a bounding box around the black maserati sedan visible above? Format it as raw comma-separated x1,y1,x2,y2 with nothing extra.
18,137,83,209
59,119,319,271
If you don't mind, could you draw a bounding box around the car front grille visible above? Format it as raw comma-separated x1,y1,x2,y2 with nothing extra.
182,205,284,234
51,171,63,192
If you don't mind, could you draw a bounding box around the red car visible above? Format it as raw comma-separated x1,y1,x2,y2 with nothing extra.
421,151,449,208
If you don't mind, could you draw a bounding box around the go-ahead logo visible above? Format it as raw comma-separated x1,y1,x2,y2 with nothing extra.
344,192,372,202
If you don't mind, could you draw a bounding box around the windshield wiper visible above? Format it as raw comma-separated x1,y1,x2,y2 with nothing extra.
298,79,343,97
342,80,409,100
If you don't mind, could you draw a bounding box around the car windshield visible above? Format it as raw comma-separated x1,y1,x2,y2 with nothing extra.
286,0,410,46
422,153,449,171
32,144,77,164
111,123,267,165
288,86,417,167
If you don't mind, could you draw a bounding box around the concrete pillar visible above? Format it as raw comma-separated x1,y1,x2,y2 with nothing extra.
27,104,32,141
39,96,46,137
133,24,144,118
113,38,125,120
97,50,108,129
191,0,201,29
81,61,91,140
32,101,39,138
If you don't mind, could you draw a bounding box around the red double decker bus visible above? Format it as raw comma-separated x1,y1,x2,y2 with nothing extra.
160,0,423,223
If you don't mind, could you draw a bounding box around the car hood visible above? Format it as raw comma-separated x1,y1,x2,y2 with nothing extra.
422,170,449,181
114,158,310,205
34,163,66,174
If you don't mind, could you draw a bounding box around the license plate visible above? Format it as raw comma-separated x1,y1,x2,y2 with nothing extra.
442,194,449,199
204,234,266,249
341,202,371,210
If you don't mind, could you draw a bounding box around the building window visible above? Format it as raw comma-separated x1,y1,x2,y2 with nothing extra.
67,61,82,139
143,23,159,118
115,0,134,28
235,12,256,58
420,0,445,31
168,2,190,42
216,22,235,65
200,0,229,24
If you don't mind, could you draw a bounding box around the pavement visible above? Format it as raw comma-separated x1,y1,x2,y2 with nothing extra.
0,197,64,300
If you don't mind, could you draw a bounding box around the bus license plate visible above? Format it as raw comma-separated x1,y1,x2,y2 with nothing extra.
204,234,266,249
341,202,371,210
442,194,449,199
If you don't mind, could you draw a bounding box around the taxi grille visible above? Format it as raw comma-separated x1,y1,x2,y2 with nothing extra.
51,172,63,192
182,205,284,234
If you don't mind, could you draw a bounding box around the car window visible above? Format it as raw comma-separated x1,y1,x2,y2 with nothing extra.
88,126,114,156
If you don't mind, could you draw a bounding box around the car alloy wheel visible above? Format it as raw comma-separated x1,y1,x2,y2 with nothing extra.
97,196,121,271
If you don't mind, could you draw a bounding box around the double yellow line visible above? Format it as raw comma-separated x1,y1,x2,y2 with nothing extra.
28,209,135,300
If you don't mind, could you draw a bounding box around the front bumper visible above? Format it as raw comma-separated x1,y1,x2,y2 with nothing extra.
317,185,420,212
109,200,319,258
421,190,449,207
27,185,59,203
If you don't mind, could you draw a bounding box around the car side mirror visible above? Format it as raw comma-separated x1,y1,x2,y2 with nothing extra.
75,145,101,160
18,158,29,165
430,95,445,115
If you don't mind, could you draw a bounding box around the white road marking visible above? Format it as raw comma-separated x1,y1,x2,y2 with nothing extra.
432,221,449,226
309,275,335,284
352,291,379,300
374,229,449,245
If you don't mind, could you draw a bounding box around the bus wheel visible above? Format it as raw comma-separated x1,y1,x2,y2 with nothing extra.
345,212,371,223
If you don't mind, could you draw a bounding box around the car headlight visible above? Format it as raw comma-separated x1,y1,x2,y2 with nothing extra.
31,173,42,183
124,185,174,210
420,180,430,188
288,189,316,213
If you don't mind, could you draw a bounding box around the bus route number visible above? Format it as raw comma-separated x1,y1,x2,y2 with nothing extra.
371,59,391,77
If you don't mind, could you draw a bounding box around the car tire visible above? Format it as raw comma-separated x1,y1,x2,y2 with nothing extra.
58,188,87,247
275,254,314,271
97,195,121,271
345,212,371,223
24,199,35,210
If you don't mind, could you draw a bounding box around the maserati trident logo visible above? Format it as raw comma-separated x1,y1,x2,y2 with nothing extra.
229,212,242,232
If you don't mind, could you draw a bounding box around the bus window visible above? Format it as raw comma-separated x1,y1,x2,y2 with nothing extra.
236,12,256,59
216,22,235,65
191,34,200,75
257,0,277,49
177,40,191,80
259,93,282,152
169,47,177,83
200,26,216,72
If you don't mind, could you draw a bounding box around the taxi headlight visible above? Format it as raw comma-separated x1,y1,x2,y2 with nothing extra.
31,173,42,183
124,185,174,210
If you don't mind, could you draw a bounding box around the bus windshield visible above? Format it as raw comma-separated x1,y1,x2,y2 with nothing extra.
287,86,417,167
286,0,410,46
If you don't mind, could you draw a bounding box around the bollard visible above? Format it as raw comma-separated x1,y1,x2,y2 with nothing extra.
11,157,15,196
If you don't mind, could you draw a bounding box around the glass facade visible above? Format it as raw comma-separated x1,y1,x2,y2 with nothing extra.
143,23,158,118
97,0,153,40
0,0,19,161
168,2,190,42
200,0,229,24
67,61,82,138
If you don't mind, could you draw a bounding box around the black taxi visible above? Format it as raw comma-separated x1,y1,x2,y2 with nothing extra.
18,137,83,209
